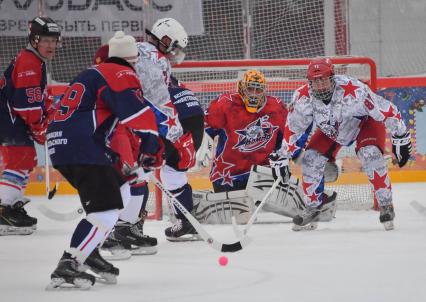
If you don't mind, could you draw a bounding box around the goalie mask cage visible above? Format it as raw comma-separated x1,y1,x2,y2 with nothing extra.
147,56,379,219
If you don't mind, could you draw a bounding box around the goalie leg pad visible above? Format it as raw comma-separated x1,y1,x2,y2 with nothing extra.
192,190,254,224
246,165,305,218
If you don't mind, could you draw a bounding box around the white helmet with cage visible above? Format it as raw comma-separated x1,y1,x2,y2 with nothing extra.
146,18,188,64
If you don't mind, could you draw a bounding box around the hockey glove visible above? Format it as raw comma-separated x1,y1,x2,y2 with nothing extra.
269,152,291,183
391,132,412,168
138,139,165,170
122,163,151,185
173,132,196,170
29,118,48,145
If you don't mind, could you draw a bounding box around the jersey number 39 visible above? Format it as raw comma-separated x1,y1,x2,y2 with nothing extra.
53,83,85,122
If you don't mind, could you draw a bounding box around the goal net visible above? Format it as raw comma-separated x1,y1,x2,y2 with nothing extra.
163,57,379,216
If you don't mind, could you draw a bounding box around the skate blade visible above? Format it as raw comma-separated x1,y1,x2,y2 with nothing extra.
95,272,117,285
0,225,34,236
100,248,132,261
383,221,394,231
292,222,318,232
166,234,202,242
130,245,158,255
45,278,92,291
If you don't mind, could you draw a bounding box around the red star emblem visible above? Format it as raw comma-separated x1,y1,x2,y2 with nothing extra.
307,191,319,204
380,105,394,119
341,80,359,98
221,170,234,186
302,179,316,195
371,170,389,191
210,155,235,182
163,115,177,128
287,143,298,154
395,112,401,120
296,85,310,100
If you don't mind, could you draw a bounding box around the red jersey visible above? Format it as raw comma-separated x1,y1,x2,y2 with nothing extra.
205,93,287,190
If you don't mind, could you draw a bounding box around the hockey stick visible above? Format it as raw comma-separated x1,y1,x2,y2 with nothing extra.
410,200,426,217
45,141,58,199
232,176,283,238
37,204,84,221
150,174,252,252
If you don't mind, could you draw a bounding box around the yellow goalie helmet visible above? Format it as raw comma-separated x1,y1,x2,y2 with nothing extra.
238,70,267,113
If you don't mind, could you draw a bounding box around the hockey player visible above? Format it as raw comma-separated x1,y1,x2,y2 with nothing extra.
46,31,163,289
92,44,158,258
272,57,411,231
0,17,61,235
133,18,202,241
154,80,204,241
205,70,288,192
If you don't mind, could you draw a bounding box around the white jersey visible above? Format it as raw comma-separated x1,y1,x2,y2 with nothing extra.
134,42,183,142
284,75,407,156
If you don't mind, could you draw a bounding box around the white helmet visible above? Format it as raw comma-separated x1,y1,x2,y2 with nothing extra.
146,18,188,64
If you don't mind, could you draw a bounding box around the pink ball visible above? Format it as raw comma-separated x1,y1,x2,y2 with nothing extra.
218,255,228,266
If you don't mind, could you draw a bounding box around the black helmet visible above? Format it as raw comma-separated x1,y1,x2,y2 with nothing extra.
28,17,61,44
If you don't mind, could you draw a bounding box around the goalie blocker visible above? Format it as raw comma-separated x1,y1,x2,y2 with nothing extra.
192,165,337,224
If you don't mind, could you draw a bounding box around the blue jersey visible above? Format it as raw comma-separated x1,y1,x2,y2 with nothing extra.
149,87,204,138
47,59,159,166
147,86,204,170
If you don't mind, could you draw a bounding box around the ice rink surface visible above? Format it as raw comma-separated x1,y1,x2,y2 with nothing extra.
1,182,426,302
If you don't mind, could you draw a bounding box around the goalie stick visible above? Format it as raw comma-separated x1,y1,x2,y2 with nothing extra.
150,174,252,252
45,141,58,199
232,176,283,238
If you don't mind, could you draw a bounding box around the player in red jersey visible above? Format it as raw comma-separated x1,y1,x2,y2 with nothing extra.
0,17,61,235
205,70,288,192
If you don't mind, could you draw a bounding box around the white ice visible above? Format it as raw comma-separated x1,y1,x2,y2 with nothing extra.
1,182,426,302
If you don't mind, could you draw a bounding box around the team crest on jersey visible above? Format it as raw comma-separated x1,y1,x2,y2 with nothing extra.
233,115,278,152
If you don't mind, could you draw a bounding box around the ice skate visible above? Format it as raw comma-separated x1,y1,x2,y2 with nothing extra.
46,251,95,291
83,248,119,284
165,219,202,242
0,199,37,235
110,219,158,255
379,203,395,231
292,192,337,231
100,236,132,261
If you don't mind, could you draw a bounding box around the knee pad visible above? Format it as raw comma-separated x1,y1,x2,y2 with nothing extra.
357,145,387,177
160,165,188,191
0,169,29,205
302,149,328,182
86,209,120,232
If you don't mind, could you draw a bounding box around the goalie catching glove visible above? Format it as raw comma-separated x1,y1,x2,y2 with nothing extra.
391,132,412,168
269,152,291,183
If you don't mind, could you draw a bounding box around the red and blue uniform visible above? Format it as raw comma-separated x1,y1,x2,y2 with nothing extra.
47,59,159,166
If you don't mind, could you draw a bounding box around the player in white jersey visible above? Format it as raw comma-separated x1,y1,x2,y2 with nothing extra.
120,18,201,242
270,58,412,231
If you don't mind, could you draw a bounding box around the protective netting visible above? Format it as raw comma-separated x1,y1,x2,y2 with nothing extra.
2,0,425,82
172,58,376,211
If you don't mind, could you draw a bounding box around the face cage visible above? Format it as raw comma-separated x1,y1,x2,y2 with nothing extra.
241,82,266,112
308,76,336,101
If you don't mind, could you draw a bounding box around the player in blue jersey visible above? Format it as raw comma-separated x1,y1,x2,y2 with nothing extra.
0,17,61,235
46,31,164,290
